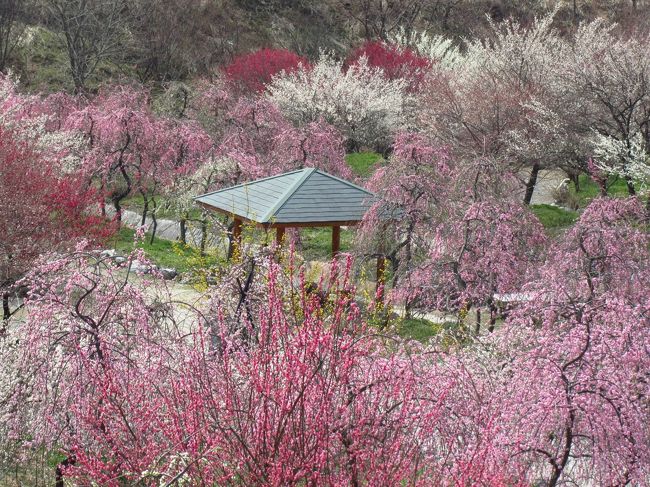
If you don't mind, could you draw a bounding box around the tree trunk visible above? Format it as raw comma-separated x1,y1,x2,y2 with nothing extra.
149,197,158,244
140,193,148,226
568,170,580,192
572,0,579,25
226,220,235,260
625,176,636,196
55,456,76,487
2,291,10,323
523,163,541,205
113,198,122,223
475,309,481,335
600,183,608,197
200,219,208,256
179,217,187,245
488,301,497,333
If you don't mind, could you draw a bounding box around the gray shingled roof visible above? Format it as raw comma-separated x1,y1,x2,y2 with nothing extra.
195,168,376,225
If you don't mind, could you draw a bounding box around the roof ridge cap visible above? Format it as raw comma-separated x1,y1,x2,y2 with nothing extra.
260,167,315,223
193,168,305,201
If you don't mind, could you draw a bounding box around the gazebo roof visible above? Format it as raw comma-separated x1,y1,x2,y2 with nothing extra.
195,168,376,227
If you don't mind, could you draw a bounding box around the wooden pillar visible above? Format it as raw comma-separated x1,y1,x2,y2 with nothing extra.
376,254,386,304
275,226,285,247
332,225,341,258
232,217,242,259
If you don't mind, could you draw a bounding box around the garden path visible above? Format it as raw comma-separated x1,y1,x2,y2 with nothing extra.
526,168,567,205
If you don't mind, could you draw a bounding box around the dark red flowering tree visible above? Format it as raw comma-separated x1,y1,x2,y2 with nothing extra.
0,128,113,321
224,48,310,94
346,41,430,91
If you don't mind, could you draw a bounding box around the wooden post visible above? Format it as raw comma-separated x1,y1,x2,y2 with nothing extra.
276,226,285,247
232,217,242,260
376,254,386,304
332,225,341,258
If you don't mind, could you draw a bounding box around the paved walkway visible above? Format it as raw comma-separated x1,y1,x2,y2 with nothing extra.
108,208,225,248
527,169,568,206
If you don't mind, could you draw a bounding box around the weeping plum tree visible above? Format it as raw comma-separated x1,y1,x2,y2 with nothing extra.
359,132,546,327
66,84,212,236
220,97,352,181
478,197,650,484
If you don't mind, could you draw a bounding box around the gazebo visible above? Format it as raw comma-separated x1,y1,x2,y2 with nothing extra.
194,167,377,258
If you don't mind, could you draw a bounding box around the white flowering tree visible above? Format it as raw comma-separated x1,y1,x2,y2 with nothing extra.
593,132,650,192
389,28,462,68
0,74,86,172
566,19,650,196
267,53,410,151
415,10,575,204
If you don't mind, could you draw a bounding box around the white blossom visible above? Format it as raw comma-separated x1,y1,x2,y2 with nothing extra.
389,28,462,68
267,53,410,149
593,132,650,189
0,74,84,171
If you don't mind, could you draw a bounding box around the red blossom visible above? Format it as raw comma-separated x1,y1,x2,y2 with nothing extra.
224,48,310,94
345,41,431,91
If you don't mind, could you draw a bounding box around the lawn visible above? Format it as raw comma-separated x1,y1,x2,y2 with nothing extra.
109,227,219,273
569,174,631,207
530,204,578,232
298,227,355,261
109,224,355,274
530,174,637,234
346,151,383,178
397,317,442,342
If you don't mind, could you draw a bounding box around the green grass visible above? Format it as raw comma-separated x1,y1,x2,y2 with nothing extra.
530,204,578,231
396,317,443,342
110,227,219,273
111,223,354,273
530,174,640,235
298,227,355,261
570,174,630,207
346,152,383,178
